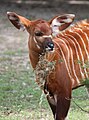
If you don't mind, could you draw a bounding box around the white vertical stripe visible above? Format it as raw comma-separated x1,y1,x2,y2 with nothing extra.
59,37,80,83
75,27,89,60
61,35,81,84
70,45,80,84
73,30,88,78
53,40,75,84
67,31,86,79
74,28,89,60
64,34,85,79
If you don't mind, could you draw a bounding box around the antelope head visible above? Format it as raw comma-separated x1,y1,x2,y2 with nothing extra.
7,12,75,67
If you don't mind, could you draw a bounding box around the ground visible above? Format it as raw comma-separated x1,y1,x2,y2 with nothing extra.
0,0,89,120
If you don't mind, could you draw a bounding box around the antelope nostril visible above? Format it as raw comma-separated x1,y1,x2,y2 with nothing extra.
48,43,54,48
44,39,54,51
48,43,54,49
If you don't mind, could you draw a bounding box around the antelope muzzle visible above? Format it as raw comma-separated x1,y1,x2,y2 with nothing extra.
43,37,54,52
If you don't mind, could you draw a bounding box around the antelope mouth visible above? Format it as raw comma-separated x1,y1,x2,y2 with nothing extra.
45,43,54,51
43,37,54,52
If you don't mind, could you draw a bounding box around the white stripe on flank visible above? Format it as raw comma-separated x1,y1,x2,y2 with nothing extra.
65,34,85,79
59,36,80,83
70,43,80,84
75,27,89,60
62,34,80,84
68,30,87,78
59,39,70,73
74,28,89,60
73,29,88,78
82,28,89,63
67,32,85,78
53,40,75,84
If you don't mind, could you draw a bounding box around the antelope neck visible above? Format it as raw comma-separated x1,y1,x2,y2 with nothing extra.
29,43,45,69
29,50,40,69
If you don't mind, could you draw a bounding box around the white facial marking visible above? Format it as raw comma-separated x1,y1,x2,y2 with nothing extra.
46,47,52,51
33,37,40,49
36,44,40,49
33,37,37,44
43,35,52,38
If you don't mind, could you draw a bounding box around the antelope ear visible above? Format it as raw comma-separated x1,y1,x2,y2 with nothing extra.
7,12,31,31
50,14,75,36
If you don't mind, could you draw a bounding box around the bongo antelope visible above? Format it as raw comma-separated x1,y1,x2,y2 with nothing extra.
7,12,89,120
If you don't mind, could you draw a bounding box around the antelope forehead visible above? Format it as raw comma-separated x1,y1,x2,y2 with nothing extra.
36,22,51,33
41,25,51,33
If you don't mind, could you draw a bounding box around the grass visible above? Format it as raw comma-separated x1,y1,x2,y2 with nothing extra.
0,49,89,120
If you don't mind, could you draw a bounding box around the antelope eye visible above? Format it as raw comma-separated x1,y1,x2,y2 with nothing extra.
35,31,43,36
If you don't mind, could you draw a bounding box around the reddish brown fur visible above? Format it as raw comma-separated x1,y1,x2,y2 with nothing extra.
7,12,89,120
